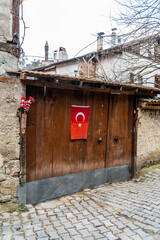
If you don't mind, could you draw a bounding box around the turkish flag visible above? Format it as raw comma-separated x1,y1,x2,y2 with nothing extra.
71,105,90,140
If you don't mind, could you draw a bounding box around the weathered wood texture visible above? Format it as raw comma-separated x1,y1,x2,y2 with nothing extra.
12,0,19,36
106,94,134,168
26,86,135,182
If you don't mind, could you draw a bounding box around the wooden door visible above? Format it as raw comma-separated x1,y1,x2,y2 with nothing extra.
106,94,134,167
26,86,134,182
26,86,109,182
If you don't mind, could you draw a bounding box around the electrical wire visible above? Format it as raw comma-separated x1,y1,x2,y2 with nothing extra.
74,39,97,57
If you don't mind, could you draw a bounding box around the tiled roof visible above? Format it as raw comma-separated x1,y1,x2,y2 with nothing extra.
21,70,160,95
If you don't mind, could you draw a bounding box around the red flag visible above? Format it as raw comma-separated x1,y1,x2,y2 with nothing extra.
71,105,90,140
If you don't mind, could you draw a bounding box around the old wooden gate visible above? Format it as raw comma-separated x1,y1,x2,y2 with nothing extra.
26,85,134,182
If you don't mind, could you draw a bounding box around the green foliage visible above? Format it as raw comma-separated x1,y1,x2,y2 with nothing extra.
17,204,28,212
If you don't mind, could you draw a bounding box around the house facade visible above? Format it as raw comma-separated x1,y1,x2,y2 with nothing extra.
34,33,160,88
0,2,160,204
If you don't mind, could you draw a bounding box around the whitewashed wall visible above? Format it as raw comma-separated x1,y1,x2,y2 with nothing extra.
50,61,79,77
0,0,12,42
47,51,160,88
97,52,160,87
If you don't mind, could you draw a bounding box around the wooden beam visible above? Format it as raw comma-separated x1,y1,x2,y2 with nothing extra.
22,71,160,94
12,0,19,36
20,78,157,97
0,76,19,84
140,105,160,110
0,42,18,57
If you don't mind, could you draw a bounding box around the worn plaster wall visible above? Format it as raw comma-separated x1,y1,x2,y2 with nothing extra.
0,51,19,76
0,0,12,42
0,80,23,203
137,108,160,169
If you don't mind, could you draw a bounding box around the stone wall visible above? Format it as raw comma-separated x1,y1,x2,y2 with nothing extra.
137,108,160,169
0,79,23,203
0,32,23,202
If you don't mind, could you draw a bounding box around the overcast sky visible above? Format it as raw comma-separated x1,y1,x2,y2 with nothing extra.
20,0,118,62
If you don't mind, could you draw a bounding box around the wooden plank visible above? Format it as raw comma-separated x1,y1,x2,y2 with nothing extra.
106,94,134,168
85,92,109,171
26,85,36,182
61,90,75,175
52,89,67,177
35,87,45,180
43,88,55,178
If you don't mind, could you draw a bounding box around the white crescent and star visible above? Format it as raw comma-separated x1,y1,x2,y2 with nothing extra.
75,112,85,127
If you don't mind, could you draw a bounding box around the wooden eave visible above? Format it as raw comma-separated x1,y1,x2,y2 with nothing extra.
138,98,160,109
0,42,19,57
20,71,160,97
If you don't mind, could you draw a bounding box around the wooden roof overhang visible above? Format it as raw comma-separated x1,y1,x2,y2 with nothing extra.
20,71,160,97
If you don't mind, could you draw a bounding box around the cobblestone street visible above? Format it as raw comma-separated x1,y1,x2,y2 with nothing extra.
0,169,160,240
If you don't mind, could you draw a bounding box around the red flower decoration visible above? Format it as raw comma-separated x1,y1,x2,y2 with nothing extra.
135,116,138,121
19,96,34,112
24,101,30,109
21,96,26,101
29,96,34,102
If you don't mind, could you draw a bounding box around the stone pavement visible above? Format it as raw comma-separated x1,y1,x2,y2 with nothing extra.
0,169,160,240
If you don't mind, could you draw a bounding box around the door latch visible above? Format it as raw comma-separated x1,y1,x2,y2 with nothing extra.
114,136,119,143
98,137,103,143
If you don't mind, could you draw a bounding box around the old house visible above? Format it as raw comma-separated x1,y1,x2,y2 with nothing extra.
0,2,160,204
33,31,160,171
34,30,160,88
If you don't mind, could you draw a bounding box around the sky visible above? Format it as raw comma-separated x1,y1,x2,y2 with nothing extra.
20,0,118,63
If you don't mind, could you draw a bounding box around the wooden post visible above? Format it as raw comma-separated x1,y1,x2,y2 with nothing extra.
20,111,27,185
131,97,138,177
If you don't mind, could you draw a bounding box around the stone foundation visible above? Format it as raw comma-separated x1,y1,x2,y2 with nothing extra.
137,108,160,169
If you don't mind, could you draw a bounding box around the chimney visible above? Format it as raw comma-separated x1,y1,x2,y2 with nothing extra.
45,41,49,61
53,50,58,61
59,47,68,61
111,28,117,47
118,35,121,44
97,32,105,51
